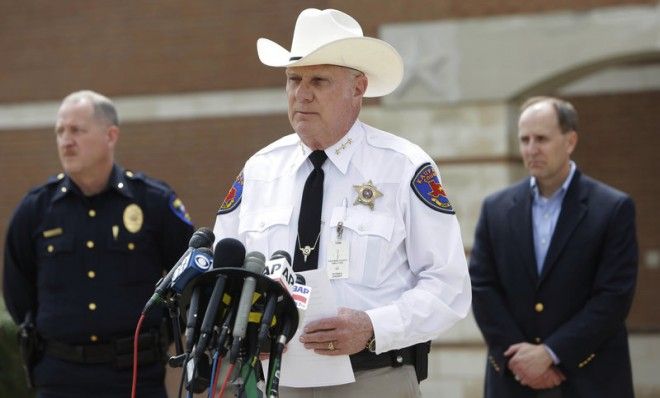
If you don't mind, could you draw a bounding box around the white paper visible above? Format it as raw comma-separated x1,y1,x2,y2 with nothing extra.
277,269,355,387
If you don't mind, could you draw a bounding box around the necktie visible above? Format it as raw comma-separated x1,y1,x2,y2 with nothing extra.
293,150,327,271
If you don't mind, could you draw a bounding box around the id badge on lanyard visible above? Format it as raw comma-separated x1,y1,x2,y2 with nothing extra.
327,198,350,279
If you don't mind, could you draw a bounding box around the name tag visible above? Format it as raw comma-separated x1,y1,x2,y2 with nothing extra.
326,235,349,279
43,227,63,238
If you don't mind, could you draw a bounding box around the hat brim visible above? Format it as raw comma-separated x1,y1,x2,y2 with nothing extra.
257,37,403,98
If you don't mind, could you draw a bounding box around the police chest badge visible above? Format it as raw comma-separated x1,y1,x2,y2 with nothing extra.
123,204,144,233
353,180,382,210
218,171,243,215
411,163,455,214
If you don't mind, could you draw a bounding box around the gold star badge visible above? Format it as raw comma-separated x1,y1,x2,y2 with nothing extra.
353,180,383,210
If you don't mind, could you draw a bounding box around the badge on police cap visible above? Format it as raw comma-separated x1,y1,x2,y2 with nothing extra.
410,163,455,214
353,180,382,210
123,203,144,233
218,171,244,215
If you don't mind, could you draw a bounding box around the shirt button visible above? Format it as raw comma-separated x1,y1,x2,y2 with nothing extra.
127,242,135,250
88,302,97,311
87,270,96,279
541,239,547,244
117,182,124,189
47,245,54,253
535,302,544,313
396,355,403,364
86,240,95,249
90,335,98,342
88,209,96,217
57,173,65,180
358,224,366,231
259,221,265,228
60,187,67,193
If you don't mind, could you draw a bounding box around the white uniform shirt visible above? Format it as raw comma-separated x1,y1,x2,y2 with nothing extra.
213,120,471,353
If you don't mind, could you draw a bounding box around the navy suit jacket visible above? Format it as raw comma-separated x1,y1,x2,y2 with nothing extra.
470,170,638,398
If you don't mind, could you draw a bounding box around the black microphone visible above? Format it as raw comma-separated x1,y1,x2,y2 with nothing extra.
143,228,214,313
257,251,294,347
193,238,246,357
229,252,266,363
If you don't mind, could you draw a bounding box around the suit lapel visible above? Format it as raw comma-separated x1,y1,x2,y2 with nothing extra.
539,170,588,283
507,181,538,284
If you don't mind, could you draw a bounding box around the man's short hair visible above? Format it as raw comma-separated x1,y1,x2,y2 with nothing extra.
62,90,119,126
520,96,578,133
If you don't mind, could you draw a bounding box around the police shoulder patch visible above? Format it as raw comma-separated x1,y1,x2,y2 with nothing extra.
169,194,193,225
410,162,455,214
218,171,244,215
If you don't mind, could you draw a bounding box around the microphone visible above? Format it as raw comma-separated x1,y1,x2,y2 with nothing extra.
258,251,295,348
193,238,246,357
229,252,266,363
143,228,214,313
263,250,296,293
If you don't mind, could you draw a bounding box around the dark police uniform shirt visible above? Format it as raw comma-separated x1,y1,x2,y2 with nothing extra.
3,164,194,396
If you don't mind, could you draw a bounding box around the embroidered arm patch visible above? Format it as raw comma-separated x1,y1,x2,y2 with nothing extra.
170,195,193,225
410,162,455,214
217,171,244,215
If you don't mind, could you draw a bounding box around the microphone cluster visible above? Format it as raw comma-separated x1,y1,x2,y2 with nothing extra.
141,228,310,397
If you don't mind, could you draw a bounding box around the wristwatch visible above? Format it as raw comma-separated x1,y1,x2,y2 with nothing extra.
366,333,376,353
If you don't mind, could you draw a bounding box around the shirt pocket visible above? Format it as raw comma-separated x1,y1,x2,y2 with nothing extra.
238,206,293,256
107,232,158,284
329,207,395,288
36,234,75,291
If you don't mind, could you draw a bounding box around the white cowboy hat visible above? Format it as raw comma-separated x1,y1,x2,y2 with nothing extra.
257,8,404,97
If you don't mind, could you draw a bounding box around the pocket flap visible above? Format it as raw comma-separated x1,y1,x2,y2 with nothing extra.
239,206,293,233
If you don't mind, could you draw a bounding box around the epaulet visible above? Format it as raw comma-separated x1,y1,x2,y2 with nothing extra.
253,133,299,157
124,169,172,192
364,126,429,167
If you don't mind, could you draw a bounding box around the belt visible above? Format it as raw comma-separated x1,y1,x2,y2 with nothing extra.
43,331,164,369
349,345,416,372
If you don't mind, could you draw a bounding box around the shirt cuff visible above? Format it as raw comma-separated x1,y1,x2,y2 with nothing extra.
543,344,560,365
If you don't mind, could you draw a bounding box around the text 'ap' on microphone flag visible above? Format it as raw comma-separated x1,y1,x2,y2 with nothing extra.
142,227,214,313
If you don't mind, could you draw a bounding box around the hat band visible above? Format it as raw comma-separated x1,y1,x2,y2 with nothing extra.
289,56,302,61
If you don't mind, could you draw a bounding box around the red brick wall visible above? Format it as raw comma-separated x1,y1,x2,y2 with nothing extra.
566,91,660,331
0,0,654,102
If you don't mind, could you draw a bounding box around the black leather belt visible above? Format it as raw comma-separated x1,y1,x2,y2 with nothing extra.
350,346,416,371
43,331,163,369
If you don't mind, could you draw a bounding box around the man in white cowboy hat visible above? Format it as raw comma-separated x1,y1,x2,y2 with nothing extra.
213,8,471,397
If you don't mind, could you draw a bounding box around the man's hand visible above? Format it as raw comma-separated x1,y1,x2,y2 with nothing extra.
299,307,372,356
526,367,566,390
505,342,554,385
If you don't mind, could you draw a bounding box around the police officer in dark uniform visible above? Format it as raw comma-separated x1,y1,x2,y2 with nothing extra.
3,90,195,397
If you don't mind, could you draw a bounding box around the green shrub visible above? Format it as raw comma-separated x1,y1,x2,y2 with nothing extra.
0,303,36,397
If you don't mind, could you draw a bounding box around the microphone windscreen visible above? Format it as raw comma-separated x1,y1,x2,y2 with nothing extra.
271,250,292,266
189,227,215,249
245,251,266,265
213,238,246,269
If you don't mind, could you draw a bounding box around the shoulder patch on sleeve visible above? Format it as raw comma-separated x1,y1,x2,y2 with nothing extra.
217,171,243,215
410,162,455,214
169,194,193,225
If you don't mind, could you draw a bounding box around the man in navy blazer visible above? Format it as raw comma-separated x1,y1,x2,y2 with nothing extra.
470,96,638,398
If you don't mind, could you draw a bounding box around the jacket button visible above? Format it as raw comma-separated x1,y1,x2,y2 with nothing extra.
86,240,95,249
534,337,541,343
88,209,96,217
47,245,54,253
87,270,96,279
88,302,97,311
90,335,98,342
535,302,544,312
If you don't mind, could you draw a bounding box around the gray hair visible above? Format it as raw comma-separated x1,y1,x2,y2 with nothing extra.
520,96,578,133
61,90,119,126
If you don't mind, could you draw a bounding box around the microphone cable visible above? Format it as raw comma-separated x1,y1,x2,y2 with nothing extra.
131,313,146,398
